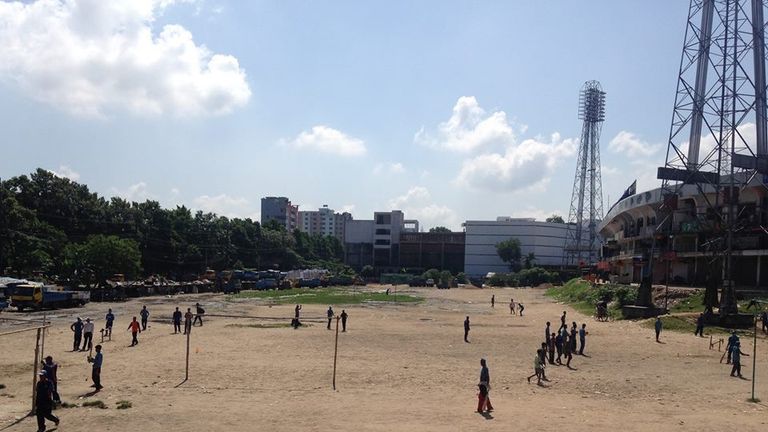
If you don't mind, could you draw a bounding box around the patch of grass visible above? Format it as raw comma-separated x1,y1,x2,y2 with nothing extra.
546,278,632,319
60,402,77,408
230,287,421,305
225,323,294,329
669,291,705,313
641,315,735,335
116,400,132,409
82,400,107,409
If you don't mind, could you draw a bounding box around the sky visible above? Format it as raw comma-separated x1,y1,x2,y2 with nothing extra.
0,0,690,230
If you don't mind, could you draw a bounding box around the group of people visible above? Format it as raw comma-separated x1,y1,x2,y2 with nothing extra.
527,312,588,385
491,295,525,316
326,306,349,332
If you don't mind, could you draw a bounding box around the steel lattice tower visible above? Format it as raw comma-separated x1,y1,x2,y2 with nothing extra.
564,81,606,267
654,0,768,315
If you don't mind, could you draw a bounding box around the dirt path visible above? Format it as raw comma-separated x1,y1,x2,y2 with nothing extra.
1,286,766,431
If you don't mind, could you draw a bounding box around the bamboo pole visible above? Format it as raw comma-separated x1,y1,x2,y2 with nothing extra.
185,324,191,382
752,313,758,401
31,328,41,413
0,325,50,337
332,316,340,390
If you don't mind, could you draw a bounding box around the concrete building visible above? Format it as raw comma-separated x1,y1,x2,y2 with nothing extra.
298,205,352,241
399,231,465,274
344,210,418,270
261,197,299,231
598,175,768,288
463,217,570,276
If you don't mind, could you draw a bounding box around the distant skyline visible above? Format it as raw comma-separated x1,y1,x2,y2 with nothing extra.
1,0,690,229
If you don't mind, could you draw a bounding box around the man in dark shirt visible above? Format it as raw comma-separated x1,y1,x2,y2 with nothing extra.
730,341,750,378
140,305,150,330
579,323,588,355
464,316,471,343
477,358,493,413
726,332,740,364
36,371,59,432
340,310,348,332
560,311,567,330
184,308,193,334
105,309,115,338
41,356,60,404
327,306,334,330
172,307,183,334
70,317,83,351
193,303,205,326
694,313,705,337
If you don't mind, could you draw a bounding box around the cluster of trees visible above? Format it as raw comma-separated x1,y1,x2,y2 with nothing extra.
490,237,560,287
0,169,347,285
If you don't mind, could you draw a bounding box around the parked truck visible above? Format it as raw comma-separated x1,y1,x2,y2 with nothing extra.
10,284,90,311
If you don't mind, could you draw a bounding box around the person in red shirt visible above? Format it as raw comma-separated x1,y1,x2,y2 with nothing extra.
127,317,141,346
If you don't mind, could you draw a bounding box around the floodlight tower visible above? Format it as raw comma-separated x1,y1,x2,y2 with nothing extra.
564,81,606,267
654,0,768,317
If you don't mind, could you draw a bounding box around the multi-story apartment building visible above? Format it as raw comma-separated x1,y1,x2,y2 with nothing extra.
344,210,418,270
298,205,352,241
260,197,299,231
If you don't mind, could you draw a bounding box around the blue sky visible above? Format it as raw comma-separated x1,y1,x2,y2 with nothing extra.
0,0,688,229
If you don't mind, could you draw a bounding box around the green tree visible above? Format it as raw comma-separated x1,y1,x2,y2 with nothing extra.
64,235,141,285
523,252,536,269
545,214,565,224
360,265,375,278
496,238,522,271
429,226,452,233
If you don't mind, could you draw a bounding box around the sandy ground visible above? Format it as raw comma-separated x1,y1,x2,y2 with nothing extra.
1,286,767,432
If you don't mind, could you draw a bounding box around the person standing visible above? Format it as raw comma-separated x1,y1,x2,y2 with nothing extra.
340,310,348,332
545,322,551,344
464,316,471,343
105,309,115,338
730,341,750,378
327,306,334,330
570,324,578,355
654,317,663,342
761,310,768,334
184,308,193,334
41,356,60,404
547,332,556,365
694,313,705,337
491,295,495,308
82,318,94,351
35,371,59,432
87,344,104,391
563,333,573,368
128,317,141,346
193,303,205,327
555,331,563,364
560,311,567,330
509,299,516,315
477,359,493,413
578,323,588,355
172,307,182,334
140,305,150,331
726,331,740,364
70,317,83,351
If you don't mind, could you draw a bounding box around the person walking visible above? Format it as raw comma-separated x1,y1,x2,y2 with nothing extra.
464,316,471,343
105,309,115,338
555,331,563,365
70,317,83,351
491,295,495,308
527,349,544,385
128,317,141,346
694,313,705,337
82,318,94,351
173,307,182,334
477,359,493,413
340,310,348,332
35,371,59,432
730,341,750,378
560,311,567,330
654,317,663,342
87,344,104,391
538,343,548,380
41,356,60,404
563,333,573,368
193,303,205,326
184,308,193,334
579,323,588,355
327,306,334,330
140,305,150,331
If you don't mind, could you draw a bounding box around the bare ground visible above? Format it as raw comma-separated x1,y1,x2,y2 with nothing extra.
1,286,766,431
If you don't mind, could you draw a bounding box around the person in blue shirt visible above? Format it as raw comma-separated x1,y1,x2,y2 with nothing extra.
730,341,749,378
578,323,588,355
105,309,115,338
654,317,663,342
140,305,150,331
70,317,83,352
87,344,104,391
726,332,740,364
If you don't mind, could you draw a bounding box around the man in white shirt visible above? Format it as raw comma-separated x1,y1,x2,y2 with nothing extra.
82,318,95,351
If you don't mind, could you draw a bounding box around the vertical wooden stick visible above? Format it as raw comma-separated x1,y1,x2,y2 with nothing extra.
752,313,758,401
31,328,41,413
332,316,340,390
185,325,191,382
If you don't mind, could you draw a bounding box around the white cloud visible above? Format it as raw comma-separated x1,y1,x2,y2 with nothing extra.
455,133,577,193
415,96,520,153
388,186,459,230
48,165,80,181
340,204,356,214
608,131,661,157
509,206,565,222
110,182,152,202
0,0,251,117
283,125,366,157
192,194,253,219
373,162,405,175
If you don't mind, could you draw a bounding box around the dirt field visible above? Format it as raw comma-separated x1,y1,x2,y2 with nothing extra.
1,286,767,431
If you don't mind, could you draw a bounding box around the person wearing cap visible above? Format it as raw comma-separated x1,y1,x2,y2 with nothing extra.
140,305,150,331
105,309,115,338
87,344,104,390
35,370,59,432
128,317,141,346
730,341,750,378
41,356,60,404
82,318,94,351
70,317,83,351
193,303,205,327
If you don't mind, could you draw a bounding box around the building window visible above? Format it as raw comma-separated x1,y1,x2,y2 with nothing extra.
375,228,391,235
376,214,392,224
375,239,391,246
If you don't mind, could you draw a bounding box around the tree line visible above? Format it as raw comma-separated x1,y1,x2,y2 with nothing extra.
0,169,347,285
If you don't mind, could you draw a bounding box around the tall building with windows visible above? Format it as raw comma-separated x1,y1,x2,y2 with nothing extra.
344,210,418,270
260,197,299,231
298,205,352,241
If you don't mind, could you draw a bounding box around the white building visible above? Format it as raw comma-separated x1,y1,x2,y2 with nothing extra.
463,217,570,276
344,210,419,269
298,205,352,241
